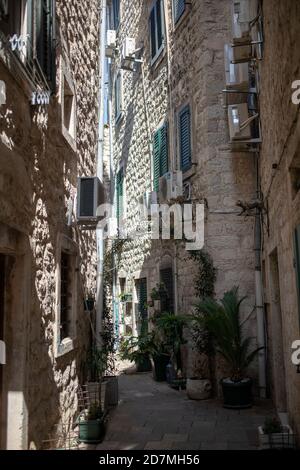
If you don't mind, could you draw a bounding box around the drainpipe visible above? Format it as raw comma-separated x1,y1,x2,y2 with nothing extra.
95,0,107,345
254,154,267,398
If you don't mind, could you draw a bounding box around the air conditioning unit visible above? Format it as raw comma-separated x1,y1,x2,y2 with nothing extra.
77,177,106,224
232,0,258,39
159,171,183,204
106,30,117,58
228,103,253,141
121,37,136,70
224,44,249,90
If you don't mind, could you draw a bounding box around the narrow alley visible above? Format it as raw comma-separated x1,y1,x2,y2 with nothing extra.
97,373,273,451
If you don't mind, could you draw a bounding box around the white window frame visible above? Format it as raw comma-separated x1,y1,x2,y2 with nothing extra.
149,0,165,66
54,235,79,358
59,58,77,151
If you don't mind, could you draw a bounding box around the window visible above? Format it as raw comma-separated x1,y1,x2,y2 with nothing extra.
178,105,192,172
294,225,300,326
63,76,76,139
153,123,169,192
35,0,56,88
116,168,124,224
112,0,120,30
115,71,123,122
0,0,32,61
173,0,186,24
137,278,148,335
150,0,165,63
160,268,174,313
56,236,78,356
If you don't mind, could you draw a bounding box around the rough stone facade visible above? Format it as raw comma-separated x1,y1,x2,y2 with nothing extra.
0,0,100,449
108,0,257,388
259,0,300,440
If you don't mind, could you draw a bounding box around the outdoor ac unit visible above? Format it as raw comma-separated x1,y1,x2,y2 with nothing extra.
232,0,258,39
77,177,105,224
228,103,252,141
121,37,136,70
106,30,117,58
159,171,183,204
224,44,249,90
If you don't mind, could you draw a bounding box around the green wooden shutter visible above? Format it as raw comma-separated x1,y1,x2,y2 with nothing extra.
36,0,55,89
153,123,168,192
179,105,192,172
174,0,186,23
160,268,174,313
138,278,148,335
294,225,300,325
116,169,124,222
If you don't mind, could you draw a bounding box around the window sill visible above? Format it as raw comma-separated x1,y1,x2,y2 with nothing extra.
173,4,192,32
182,163,197,181
150,46,166,70
55,337,77,358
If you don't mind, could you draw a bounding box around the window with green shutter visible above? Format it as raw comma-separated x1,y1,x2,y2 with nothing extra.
153,123,169,192
160,268,174,313
36,0,56,91
293,225,300,325
113,0,120,30
137,278,148,335
179,105,192,173
173,0,186,24
149,0,165,63
116,169,124,223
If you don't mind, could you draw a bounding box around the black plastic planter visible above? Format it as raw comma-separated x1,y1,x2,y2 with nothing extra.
151,354,170,382
221,377,253,409
136,355,152,373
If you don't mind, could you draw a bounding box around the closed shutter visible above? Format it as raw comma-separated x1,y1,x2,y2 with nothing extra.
153,123,169,192
137,278,148,334
179,105,192,172
294,225,300,324
116,169,124,222
36,0,55,89
113,0,120,29
173,0,186,23
160,268,174,313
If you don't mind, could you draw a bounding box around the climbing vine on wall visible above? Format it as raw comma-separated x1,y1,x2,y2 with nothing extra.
189,249,217,356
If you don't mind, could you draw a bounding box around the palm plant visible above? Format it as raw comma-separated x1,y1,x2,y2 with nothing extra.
194,287,262,382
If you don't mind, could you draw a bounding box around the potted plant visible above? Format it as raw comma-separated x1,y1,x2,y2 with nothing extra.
194,287,263,409
258,417,296,450
119,334,153,372
77,403,105,444
152,312,189,387
83,290,95,312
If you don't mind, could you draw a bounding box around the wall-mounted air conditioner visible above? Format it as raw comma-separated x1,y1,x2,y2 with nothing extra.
232,0,258,39
224,44,249,90
228,103,260,141
77,177,105,225
121,37,136,70
159,171,183,204
106,30,117,58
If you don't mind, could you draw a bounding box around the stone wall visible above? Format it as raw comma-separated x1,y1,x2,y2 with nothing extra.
0,0,100,449
109,0,257,386
259,0,300,439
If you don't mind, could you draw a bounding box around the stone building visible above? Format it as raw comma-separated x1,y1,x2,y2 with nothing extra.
106,0,260,390
259,0,300,440
0,0,101,449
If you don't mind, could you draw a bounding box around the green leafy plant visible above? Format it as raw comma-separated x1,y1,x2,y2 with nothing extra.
194,287,263,382
150,283,167,301
119,333,155,364
263,417,283,434
154,312,190,372
87,404,103,421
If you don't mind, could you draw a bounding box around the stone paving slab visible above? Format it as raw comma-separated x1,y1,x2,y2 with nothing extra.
96,373,274,451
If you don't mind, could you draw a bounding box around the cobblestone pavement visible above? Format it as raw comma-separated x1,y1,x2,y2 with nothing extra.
96,373,274,451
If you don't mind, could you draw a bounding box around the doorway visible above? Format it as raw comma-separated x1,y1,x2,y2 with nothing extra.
268,249,287,412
